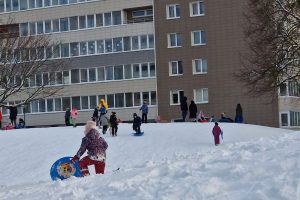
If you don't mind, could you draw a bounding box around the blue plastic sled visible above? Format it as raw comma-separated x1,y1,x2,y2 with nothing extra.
132,132,144,136
50,157,82,181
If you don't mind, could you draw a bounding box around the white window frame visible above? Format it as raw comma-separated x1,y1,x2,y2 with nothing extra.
279,112,289,127
193,88,208,104
166,4,180,19
192,58,208,74
190,1,205,17
170,90,184,105
169,60,183,76
191,30,206,46
168,33,182,48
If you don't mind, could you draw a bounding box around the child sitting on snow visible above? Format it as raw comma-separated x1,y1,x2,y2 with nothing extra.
132,113,142,134
3,122,14,130
71,121,108,176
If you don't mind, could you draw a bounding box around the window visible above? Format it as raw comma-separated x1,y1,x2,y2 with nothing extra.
59,0,68,5
88,41,95,54
69,0,77,3
62,97,71,111
81,96,89,110
193,59,207,74
132,36,139,50
56,72,63,84
170,90,184,105
132,9,153,18
31,100,39,113
192,31,206,45
148,35,154,48
288,81,300,97
104,12,112,26
36,0,43,8
114,65,123,80
47,99,54,112
141,63,149,77
79,15,86,29
140,35,148,49
43,73,49,85
112,11,122,25
60,18,69,32
125,93,133,107
52,0,58,5
194,88,208,103
20,23,29,36
55,98,62,111
150,63,156,77
123,37,131,51
30,22,36,35
28,0,35,9
36,74,42,86
80,42,87,55
71,69,80,83
190,1,205,16
89,68,96,82
142,92,149,104
20,0,27,10
124,64,132,79
49,72,55,85
97,67,105,81
80,69,88,82
0,0,4,12
280,113,288,126
169,61,183,76
115,93,124,108
72,96,81,110
37,21,44,34
107,94,114,108
70,42,79,56
89,95,97,109
167,4,180,19
133,64,140,78
52,19,60,32
96,13,103,27
44,0,51,6
151,91,156,105
113,37,123,52
105,66,113,80
61,43,69,57
53,45,60,58
168,33,182,47
39,99,46,112
134,92,141,106
63,71,70,84
87,15,95,28
12,0,19,11
45,20,52,33
105,39,112,53
290,111,300,126
70,16,78,30
279,83,287,96
96,40,104,54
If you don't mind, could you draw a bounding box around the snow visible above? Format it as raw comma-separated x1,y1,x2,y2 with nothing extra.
0,122,299,200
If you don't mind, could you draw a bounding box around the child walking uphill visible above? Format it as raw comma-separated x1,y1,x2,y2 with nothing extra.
109,112,118,136
71,121,108,176
212,122,222,146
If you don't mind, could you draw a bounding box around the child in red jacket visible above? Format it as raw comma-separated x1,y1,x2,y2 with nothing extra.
212,122,222,146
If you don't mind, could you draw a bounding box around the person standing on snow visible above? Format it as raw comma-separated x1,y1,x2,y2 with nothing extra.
180,96,188,122
65,108,71,126
99,112,109,135
235,103,244,123
133,113,142,134
8,105,18,127
71,107,79,127
212,122,222,146
139,101,148,123
109,112,118,136
189,100,198,122
71,121,108,176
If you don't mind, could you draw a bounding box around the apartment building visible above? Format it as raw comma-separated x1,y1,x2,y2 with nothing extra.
153,0,280,127
0,0,157,126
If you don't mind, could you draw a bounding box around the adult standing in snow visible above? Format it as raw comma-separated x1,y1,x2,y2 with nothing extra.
109,112,118,136
235,103,244,123
92,107,99,124
212,122,222,146
139,101,148,123
189,100,198,122
8,105,18,127
65,108,71,126
71,107,79,127
71,121,108,176
180,96,188,122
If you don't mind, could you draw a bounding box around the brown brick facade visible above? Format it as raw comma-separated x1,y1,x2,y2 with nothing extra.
154,0,279,127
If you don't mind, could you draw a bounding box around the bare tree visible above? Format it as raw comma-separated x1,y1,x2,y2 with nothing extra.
237,0,300,97
0,19,67,108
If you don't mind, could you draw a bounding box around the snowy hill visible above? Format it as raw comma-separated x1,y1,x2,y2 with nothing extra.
0,123,299,200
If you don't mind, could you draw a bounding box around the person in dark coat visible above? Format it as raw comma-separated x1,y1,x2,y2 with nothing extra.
212,122,222,146
132,113,142,134
235,103,244,123
180,96,188,122
92,107,99,125
109,112,118,137
71,121,108,176
189,100,198,122
8,105,18,127
64,108,71,126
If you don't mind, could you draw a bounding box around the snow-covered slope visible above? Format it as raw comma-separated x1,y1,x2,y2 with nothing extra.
0,123,299,200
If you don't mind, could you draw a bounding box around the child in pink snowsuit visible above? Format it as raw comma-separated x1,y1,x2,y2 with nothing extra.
212,122,222,146
71,108,78,127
